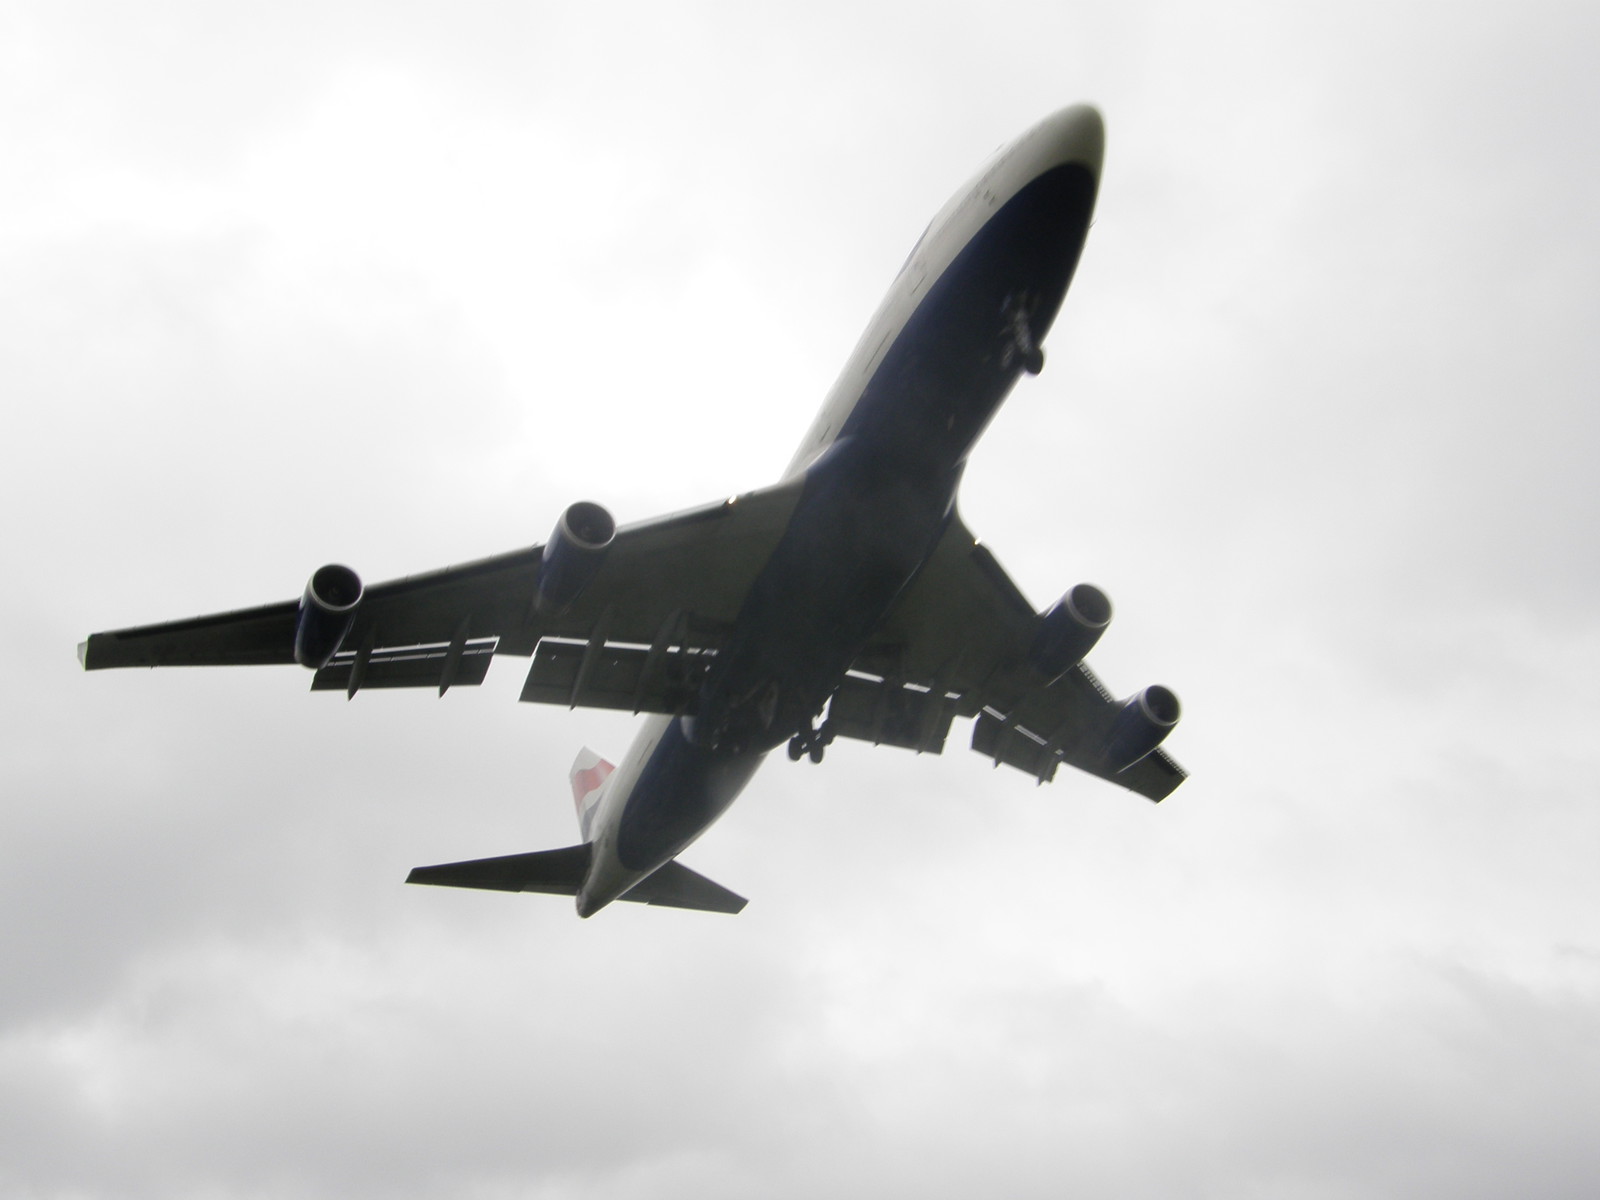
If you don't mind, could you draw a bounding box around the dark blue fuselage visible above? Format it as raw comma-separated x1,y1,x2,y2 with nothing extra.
615,161,1097,873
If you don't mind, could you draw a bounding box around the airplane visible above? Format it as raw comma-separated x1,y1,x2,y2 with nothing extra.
80,104,1185,918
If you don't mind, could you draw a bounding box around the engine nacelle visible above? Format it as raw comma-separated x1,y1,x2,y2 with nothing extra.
1030,583,1112,682
1102,684,1181,772
537,501,616,614
294,563,363,669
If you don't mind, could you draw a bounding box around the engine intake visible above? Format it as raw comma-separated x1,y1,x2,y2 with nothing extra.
537,501,616,614
1102,684,1181,772
1030,583,1112,682
294,563,363,669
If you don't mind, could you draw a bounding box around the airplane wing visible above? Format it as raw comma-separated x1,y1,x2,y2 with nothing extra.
844,512,1187,802
80,479,805,701
80,487,1183,799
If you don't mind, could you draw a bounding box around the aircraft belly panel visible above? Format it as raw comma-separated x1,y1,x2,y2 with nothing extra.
613,718,765,873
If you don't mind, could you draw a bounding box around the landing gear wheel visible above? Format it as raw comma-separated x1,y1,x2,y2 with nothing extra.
1002,292,1045,376
807,740,826,764
787,735,806,762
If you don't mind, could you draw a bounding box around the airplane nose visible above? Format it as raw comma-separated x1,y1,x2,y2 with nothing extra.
1052,104,1105,181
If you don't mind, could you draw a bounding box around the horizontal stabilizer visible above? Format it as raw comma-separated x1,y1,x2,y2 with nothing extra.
621,860,748,914
970,707,1186,801
406,845,747,914
826,671,955,753
406,844,592,896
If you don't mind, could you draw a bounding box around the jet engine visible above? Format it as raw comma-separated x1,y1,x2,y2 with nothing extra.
1030,583,1112,682
537,501,616,613
1102,684,1181,772
294,563,364,669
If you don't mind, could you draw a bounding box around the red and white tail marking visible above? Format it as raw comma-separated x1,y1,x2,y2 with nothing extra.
569,747,615,842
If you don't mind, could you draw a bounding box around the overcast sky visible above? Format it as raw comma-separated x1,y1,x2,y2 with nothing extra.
5,1,1599,1197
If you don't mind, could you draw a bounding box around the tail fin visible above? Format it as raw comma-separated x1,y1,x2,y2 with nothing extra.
569,747,615,842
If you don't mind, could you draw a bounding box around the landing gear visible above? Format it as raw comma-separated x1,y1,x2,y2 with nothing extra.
787,718,836,765
1002,292,1045,376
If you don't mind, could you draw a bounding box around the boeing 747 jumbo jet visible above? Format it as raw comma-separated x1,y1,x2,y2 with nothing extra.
82,105,1185,917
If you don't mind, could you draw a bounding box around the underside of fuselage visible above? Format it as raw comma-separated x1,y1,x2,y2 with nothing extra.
687,159,1098,758
582,155,1100,914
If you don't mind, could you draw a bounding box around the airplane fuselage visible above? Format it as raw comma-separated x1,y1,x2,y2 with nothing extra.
576,107,1105,916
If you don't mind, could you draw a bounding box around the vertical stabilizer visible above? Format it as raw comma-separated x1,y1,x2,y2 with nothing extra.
569,747,615,842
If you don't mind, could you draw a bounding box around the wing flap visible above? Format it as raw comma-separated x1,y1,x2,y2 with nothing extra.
971,708,1186,801
824,672,956,753
621,861,748,914
406,844,593,895
971,710,1062,782
517,638,715,713
310,639,498,692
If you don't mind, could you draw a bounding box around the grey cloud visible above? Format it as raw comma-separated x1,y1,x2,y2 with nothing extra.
6,2,1600,1198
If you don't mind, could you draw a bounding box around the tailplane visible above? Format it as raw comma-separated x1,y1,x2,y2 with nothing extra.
406,745,745,914
407,845,591,897
406,846,746,914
